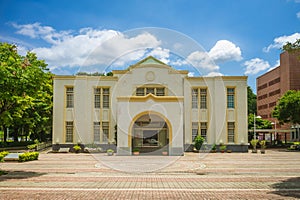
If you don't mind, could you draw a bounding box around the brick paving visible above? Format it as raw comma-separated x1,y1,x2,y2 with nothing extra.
0,149,300,199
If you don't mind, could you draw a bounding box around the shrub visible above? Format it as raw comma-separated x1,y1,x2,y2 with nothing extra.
133,148,139,152
212,144,216,151
73,145,82,153
220,145,227,151
0,151,9,157
18,152,39,162
27,144,37,150
107,149,114,153
194,135,205,150
0,154,4,162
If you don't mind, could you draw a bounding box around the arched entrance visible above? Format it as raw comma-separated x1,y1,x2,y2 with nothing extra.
130,112,170,155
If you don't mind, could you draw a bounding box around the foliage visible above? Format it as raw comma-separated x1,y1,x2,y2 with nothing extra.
248,114,272,130
250,139,259,147
27,144,37,150
272,90,300,125
107,149,114,153
76,71,113,76
260,140,266,149
194,135,205,150
247,86,257,115
220,145,227,151
211,144,216,150
18,152,39,162
133,147,139,152
0,141,34,148
282,39,300,53
0,151,9,162
0,42,53,142
73,145,82,152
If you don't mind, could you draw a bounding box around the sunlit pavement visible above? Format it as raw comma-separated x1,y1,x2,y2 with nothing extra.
0,149,300,199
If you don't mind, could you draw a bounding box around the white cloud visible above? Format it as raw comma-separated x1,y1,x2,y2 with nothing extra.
264,32,300,52
13,23,162,70
205,72,224,77
244,58,270,75
208,40,242,63
297,11,300,19
146,47,170,64
186,51,219,71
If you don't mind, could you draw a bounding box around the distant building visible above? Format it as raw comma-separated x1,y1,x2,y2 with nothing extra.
256,51,300,142
53,56,248,155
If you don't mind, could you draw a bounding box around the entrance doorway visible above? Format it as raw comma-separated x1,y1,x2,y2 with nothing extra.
131,113,169,154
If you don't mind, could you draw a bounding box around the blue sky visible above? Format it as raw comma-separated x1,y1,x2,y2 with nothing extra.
0,0,300,92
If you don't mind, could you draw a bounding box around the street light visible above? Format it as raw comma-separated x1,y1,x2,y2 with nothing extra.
254,113,262,140
271,121,277,143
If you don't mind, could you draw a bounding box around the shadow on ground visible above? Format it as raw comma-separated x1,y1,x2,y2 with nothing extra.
270,177,300,198
0,170,46,182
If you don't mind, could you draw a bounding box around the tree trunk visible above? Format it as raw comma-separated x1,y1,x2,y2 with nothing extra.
3,126,7,143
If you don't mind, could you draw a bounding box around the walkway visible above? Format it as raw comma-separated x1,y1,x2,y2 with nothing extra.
0,150,300,199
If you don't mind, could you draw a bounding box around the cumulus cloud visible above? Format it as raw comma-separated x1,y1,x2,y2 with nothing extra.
12,23,162,71
205,72,224,77
297,12,300,19
264,32,300,52
186,51,219,71
208,40,242,63
244,58,270,75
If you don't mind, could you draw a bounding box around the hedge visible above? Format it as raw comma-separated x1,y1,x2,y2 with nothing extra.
0,151,9,162
18,152,39,162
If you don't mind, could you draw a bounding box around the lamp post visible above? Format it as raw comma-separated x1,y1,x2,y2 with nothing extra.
254,113,261,140
271,121,277,144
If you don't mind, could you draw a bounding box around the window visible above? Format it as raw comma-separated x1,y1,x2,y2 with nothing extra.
156,88,165,96
227,88,235,109
102,88,110,108
102,122,109,143
136,87,165,96
200,89,207,109
192,122,198,141
136,88,145,96
192,89,198,109
94,88,101,108
65,121,73,143
200,122,207,141
94,88,110,108
227,122,235,143
93,122,100,143
146,88,155,95
66,87,74,108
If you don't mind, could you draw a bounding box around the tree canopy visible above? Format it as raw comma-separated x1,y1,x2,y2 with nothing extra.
0,42,53,142
272,90,300,125
247,86,257,115
282,39,300,53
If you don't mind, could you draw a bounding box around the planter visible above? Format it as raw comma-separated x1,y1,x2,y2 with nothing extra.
227,150,232,153
162,151,168,156
107,152,114,156
220,150,225,153
260,149,265,154
210,150,217,153
133,152,140,155
252,149,257,153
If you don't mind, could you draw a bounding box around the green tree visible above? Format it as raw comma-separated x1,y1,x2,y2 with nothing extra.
272,90,300,125
247,86,257,115
282,39,300,53
0,43,52,142
248,114,273,130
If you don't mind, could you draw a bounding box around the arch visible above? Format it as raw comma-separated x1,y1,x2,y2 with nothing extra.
128,111,172,153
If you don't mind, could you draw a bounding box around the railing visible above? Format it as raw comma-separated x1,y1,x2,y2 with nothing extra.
36,142,52,151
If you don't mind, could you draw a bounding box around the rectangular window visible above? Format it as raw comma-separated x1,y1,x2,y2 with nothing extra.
66,87,74,108
136,88,145,96
146,88,155,95
93,122,100,143
227,88,235,109
200,89,207,109
102,122,109,143
102,88,110,108
65,121,73,143
192,89,198,109
156,88,165,96
192,122,198,141
228,122,235,143
94,88,101,108
200,122,207,141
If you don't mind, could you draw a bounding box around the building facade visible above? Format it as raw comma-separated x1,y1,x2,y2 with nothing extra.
257,51,300,141
53,57,248,155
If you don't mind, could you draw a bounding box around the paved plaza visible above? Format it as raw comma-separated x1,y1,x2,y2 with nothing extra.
0,149,300,199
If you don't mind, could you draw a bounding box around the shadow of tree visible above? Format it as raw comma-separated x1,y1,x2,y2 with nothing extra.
270,177,300,198
0,170,46,182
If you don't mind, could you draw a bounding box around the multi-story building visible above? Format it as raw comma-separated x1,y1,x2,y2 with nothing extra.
257,51,300,142
53,56,248,155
